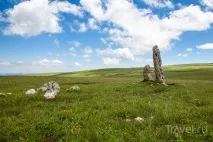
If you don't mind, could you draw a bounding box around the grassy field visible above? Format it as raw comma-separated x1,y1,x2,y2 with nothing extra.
0,63,213,142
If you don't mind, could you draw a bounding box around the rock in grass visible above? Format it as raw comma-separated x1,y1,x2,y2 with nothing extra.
25,89,37,95
38,81,60,99
44,90,57,99
153,45,166,85
125,119,131,122
71,85,80,91
67,85,80,92
38,81,60,93
143,65,153,81
134,117,144,122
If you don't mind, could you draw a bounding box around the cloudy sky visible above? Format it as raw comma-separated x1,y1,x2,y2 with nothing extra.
0,0,213,73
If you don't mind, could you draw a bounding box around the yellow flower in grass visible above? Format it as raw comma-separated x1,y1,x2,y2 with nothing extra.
63,109,72,113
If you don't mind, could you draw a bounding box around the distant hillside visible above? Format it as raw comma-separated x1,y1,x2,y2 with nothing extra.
23,63,213,80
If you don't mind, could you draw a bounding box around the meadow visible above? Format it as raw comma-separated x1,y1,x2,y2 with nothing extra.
0,63,213,142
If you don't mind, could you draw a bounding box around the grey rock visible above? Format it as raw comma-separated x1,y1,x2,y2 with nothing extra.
38,81,60,99
44,90,57,99
38,81,60,93
153,45,166,84
143,65,153,81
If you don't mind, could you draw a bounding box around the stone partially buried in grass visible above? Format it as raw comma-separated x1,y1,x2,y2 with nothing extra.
25,89,37,95
67,85,80,92
143,65,153,81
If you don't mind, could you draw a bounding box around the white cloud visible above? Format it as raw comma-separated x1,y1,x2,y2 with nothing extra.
68,41,81,47
81,0,213,58
79,23,87,32
96,47,134,60
0,61,11,66
70,21,88,32
54,39,59,47
32,59,63,66
142,0,174,9
201,0,213,9
83,54,91,58
103,57,120,65
84,47,93,54
135,57,153,62
69,47,77,56
196,43,213,49
3,0,83,36
88,18,99,30
80,0,105,21
186,48,193,51
100,38,107,44
74,62,82,66
177,53,188,57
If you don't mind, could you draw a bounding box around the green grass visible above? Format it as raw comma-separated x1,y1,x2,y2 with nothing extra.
0,63,213,142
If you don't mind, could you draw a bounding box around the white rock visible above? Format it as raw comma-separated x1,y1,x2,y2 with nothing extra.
134,117,144,122
38,86,48,93
39,81,60,93
71,85,80,91
25,89,37,95
44,91,57,99
125,119,131,122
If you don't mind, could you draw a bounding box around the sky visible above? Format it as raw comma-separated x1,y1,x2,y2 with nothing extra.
0,0,213,73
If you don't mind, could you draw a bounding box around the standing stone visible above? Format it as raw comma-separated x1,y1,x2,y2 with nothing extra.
143,65,152,81
153,45,166,84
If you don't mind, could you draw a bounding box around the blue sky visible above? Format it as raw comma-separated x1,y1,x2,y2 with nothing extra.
0,0,213,73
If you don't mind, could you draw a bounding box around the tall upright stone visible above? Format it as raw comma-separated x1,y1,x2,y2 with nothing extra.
153,45,166,84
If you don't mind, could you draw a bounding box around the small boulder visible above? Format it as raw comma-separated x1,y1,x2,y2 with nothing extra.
134,117,144,122
38,81,60,93
44,90,57,99
25,89,37,95
71,85,80,91
143,65,153,81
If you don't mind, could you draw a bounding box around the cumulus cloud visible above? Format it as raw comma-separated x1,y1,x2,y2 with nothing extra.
70,21,88,32
32,59,63,66
177,53,188,57
186,48,193,51
96,47,134,60
81,0,213,58
88,18,99,30
142,0,174,9
103,57,120,65
196,43,213,49
74,62,82,66
3,0,83,36
201,0,213,9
